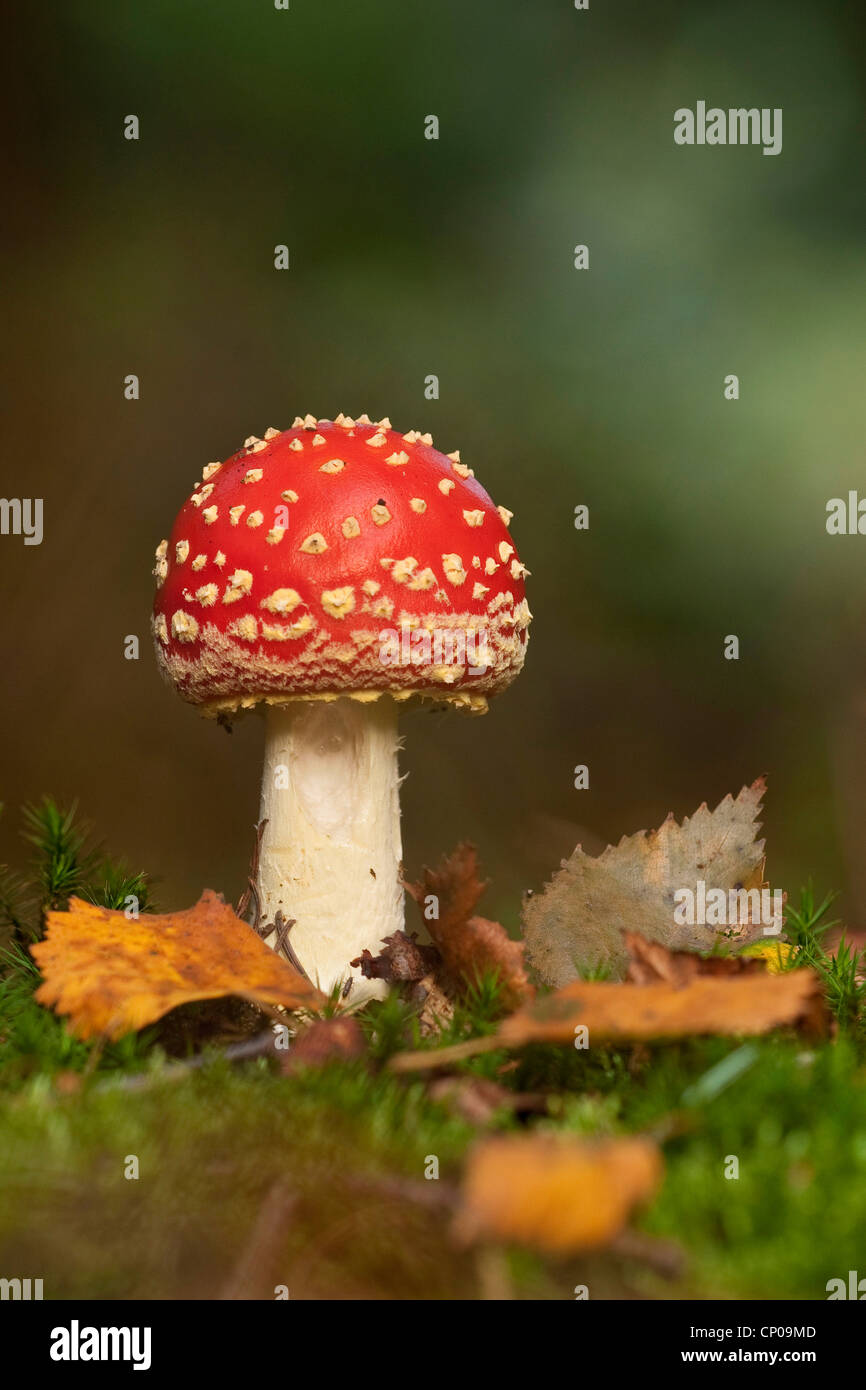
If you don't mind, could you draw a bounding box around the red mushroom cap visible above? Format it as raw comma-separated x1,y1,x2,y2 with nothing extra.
152,415,531,716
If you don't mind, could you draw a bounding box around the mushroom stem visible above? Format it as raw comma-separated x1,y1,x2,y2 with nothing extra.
256,698,404,1000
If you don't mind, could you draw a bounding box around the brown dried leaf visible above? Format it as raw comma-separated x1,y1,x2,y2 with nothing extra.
350,932,455,1033
406,844,534,1009
350,931,439,983
428,1075,547,1127
524,779,774,985
499,967,827,1048
624,932,766,985
32,891,325,1040
455,1134,663,1254
389,963,827,1073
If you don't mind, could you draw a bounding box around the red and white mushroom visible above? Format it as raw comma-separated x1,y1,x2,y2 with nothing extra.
152,415,531,1000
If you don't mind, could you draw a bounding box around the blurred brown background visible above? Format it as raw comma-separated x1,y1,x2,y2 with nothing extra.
2,0,866,930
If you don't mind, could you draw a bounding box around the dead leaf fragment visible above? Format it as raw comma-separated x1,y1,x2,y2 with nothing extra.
406,844,534,1009
407,974,456,1035
428,1075,547,1126
524,779,775,985
624,932,766,986
351,930,439,983
32,891,325,1040
350,932,454,1033
455,1134,663,1254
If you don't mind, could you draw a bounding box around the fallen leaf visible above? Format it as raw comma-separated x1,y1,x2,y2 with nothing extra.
499,968,827,1048
428,1075,547,1126
405,844,534,1009
389,964,827,1072
350,931,455,1033
524,779,776,985
280,1016,365,1074
624,932,766,986
740,941,796,974
32,891,325,1040
351,930,439,983
454,1134,662,1254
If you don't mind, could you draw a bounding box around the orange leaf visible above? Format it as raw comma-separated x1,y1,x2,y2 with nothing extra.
499,968,826,1048
32,891,325,1040
455,1134,662,1254
406,844,533,1009
389,963,827,1072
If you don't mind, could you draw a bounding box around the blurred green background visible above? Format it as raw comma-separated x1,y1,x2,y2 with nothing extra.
2,0,865,931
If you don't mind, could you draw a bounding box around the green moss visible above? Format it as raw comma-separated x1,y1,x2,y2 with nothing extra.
632,1038,866,1298
0,946,156,1087
0,1058,481,1299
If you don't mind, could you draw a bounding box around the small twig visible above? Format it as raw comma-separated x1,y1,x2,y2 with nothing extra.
609,1228,685,1280
93,1030,281,1094
341,1171,457,1210
236,822,315,986
388,1035,500,1072
243,877,261,933
82,1035,107,1078
281,921,310,980
271,910,294,957
236,820,268,926
257,909,313,985
219,1178,297,1300
475,1246,514,1301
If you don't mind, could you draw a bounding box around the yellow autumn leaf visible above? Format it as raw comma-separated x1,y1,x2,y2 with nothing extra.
455,1134,663,1254
740,941,796,974
32,890,324,1039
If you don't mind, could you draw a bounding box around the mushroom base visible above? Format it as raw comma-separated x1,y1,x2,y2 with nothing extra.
255,697,404,1002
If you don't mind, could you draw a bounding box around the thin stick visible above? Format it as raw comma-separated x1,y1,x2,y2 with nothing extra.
219,1178,297,1300
258,909,313,984
236,819,268,926
93,1030,280,1094
387,1035,500,1072
609,1228,685,1280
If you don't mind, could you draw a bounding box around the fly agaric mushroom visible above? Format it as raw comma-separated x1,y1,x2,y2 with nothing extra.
152,416,530,999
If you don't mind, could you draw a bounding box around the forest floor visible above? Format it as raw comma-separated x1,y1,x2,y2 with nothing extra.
1,799,864,1301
